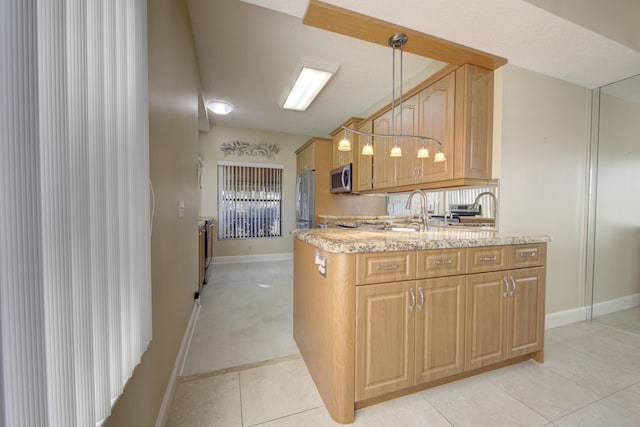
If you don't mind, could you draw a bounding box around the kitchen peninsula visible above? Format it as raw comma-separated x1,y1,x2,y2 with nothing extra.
292,227,551,424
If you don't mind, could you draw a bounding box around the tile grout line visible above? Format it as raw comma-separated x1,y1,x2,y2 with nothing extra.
178,353,302,383
246,405,326,427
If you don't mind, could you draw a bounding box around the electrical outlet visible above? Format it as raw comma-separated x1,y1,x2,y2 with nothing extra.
178,200,185,219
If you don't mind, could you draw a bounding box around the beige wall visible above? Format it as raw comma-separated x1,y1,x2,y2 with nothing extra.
497,65,592,314
200,126,308,257
104,0,201,425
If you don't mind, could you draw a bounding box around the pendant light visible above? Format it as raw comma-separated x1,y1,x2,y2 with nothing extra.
341,33,446,163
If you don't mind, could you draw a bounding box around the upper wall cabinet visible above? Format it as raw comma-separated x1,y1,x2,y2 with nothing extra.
355,118,374,192
365,64,493,193
331,117,362,169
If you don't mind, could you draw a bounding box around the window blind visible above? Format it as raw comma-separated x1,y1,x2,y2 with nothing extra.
218,162,283,239
0,0,151,425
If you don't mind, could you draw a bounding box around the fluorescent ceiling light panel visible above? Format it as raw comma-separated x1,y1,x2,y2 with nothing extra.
282,62,338,111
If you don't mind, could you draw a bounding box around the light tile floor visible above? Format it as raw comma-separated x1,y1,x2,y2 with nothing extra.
168,260,640,426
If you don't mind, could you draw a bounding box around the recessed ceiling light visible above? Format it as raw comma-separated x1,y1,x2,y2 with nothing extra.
282,59,339,111
207,100,234,115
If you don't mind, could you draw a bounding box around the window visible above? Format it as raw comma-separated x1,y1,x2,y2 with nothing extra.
218,162,283,239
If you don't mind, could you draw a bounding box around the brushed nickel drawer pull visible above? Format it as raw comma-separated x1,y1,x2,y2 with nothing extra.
418,287,425,312
520,251,537,258
409,288,416,313
377,263,399,271
480,256,497,262
433,259,453,265
503,277,510,298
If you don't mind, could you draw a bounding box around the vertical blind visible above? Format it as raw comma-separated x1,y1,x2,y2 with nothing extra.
0,0,152,426
218,162,283,239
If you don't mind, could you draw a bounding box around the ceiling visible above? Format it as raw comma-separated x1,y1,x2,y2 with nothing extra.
187,0,640,138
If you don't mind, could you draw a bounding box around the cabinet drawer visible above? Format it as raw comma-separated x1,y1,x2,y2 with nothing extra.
416,248,466,278
467,246,509,273
356,251,415,285
510,244,546,269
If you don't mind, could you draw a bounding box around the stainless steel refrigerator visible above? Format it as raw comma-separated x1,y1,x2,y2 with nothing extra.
295,170,315,229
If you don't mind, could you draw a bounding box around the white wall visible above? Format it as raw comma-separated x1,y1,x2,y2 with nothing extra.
498,65,592,314
593,91,640,303
200,126,308,257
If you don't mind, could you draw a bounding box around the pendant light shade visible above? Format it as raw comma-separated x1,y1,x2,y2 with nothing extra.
361,143,374,156
390,144,402,157
337,130,351,151
434,150,446,162
417,146,430,158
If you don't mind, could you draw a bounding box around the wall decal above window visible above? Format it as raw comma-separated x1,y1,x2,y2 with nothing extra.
220,140,280,159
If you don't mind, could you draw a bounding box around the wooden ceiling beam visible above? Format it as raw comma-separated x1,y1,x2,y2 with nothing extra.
303,0,507,70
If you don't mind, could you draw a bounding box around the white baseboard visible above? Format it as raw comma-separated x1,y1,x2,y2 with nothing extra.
545,292,640,329
592,293,640,318
212,252,293,264
155,301,201,427
545,306,588,329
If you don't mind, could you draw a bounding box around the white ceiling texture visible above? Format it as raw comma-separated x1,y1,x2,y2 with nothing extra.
187,0,640,136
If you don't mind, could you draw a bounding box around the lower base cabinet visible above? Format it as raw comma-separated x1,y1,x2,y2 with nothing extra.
355,276,465,401
355,246,546,403
465,267,545,370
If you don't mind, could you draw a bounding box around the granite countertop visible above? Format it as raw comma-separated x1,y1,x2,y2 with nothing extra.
291,228,551,254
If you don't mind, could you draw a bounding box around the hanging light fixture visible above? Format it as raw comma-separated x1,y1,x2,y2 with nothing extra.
342,33,446,163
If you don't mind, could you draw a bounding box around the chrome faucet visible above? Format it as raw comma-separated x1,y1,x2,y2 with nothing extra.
472,191,498,228
405,189,429,231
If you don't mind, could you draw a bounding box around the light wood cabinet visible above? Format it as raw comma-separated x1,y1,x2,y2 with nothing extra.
331,117,362,169
391,94,420,186
453,64,493,180
418,71,455,183
296,143,315,174
355,118,374,192
356,251,415,285
464,244,546,370
356,63,493,193
415,276,466,383
355,274,467,400
294,241,547,424
355,281,415,401
372,111,393,190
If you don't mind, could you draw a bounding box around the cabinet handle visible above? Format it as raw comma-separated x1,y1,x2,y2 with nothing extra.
503,277,510,298
376,263,399,271
409,288,416,313
418,287,425,312
520,251,537,258
433,259,453,266
509,276,516,296
480,256,497,262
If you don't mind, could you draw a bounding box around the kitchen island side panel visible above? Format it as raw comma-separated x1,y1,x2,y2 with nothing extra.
293,239,356,424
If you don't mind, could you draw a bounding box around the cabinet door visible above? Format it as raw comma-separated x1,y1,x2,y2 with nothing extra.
355,281,415,401
296,145,315,174
415,276,465,383
506,267,545,358
392,94,420,186
355,119,373,191
332,129,353,169
372,112,393,189
454,64,493,180
464,271,507,370
418,71,455,183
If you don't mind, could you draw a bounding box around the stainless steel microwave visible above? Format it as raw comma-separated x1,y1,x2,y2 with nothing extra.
330,163,352,193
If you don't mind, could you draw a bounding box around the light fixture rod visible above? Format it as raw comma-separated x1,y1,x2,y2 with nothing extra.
340,125,443,149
